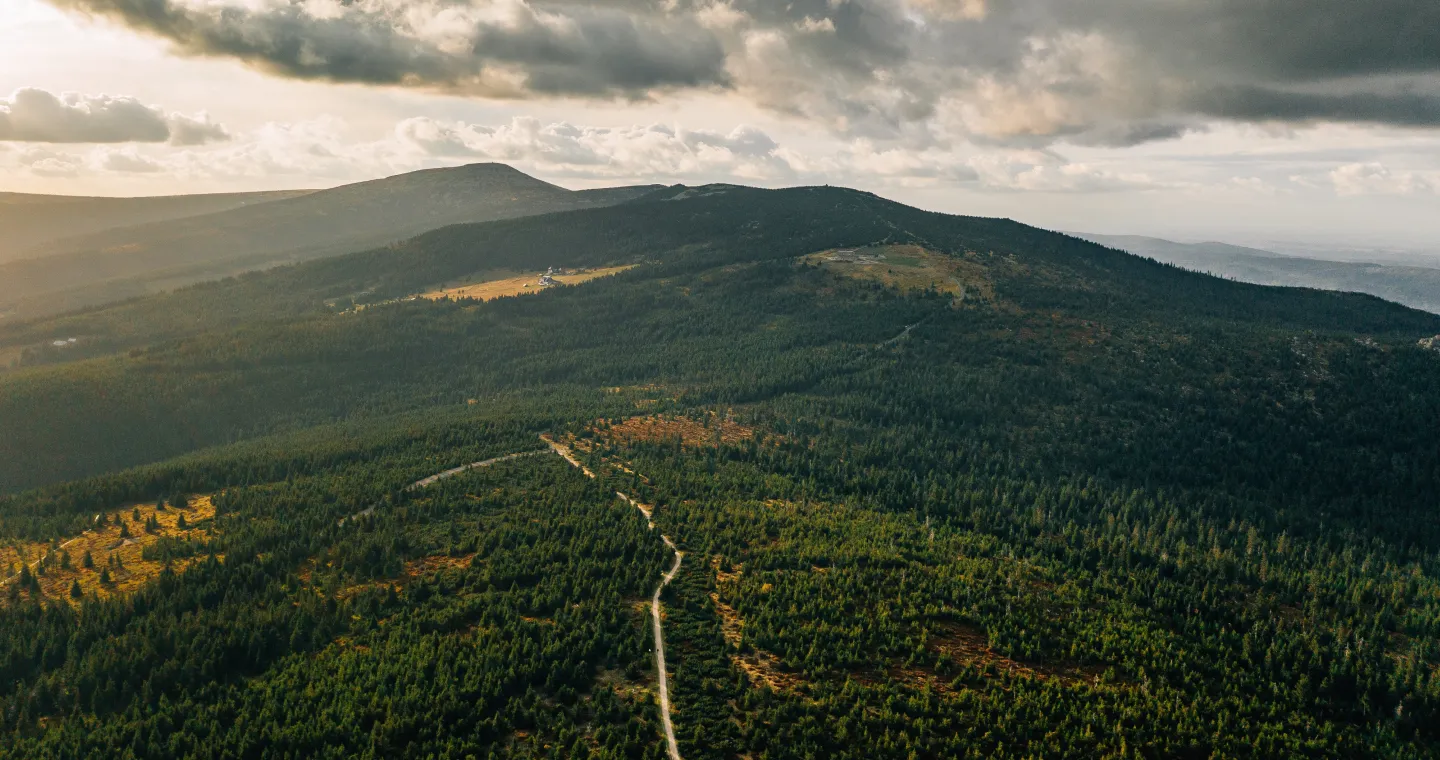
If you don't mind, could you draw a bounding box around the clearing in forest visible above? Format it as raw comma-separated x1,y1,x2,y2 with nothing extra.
1,495,217,606
419,265,637,302
803,244,994,303
325,553,477,601
595,413,755,448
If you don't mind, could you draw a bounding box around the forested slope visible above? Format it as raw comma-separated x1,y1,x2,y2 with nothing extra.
4,184,1432,370
1,184,1439,757
0,164,658,321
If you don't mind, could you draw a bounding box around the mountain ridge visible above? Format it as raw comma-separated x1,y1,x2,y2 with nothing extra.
0,189,314,264
3,181,1436,376
0,163,663,320
1077,231,1440,313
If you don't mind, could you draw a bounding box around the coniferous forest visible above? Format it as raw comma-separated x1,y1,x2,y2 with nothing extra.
1,185,1438,758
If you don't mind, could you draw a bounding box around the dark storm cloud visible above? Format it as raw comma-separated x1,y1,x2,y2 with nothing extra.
467,6,728,94
43,0,1440,143
1084,0,1440,82
1194,87,1440,128
50,0,728,96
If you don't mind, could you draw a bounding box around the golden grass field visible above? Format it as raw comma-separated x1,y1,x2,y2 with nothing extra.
1,495,217,606
419,265,637,302
804,245,995,303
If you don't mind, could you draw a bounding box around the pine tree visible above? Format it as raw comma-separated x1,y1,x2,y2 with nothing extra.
83,550,95,569
70,580,83,599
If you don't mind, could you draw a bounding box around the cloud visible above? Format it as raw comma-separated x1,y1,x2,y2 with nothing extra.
966,150,1164,193
153,113,1174,195
100,148,166,173
49,0,728,98
392,117,794,180
0,88,230,144
44,0,1440,148
15,147,85,177
166,112,231,146
1328,163,1436,196
9,109,1422,207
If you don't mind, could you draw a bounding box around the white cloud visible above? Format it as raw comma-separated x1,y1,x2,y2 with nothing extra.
99,148,165,173
21,148,85,177
1328,162,1437,196
391,117,797,181
967,149,1164,192
0,88,230,145
166,112,231,146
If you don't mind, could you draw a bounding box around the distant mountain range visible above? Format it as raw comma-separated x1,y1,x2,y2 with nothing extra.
1076,233,1440,314
0,165,659,320
4,167,1437,326
0,189,313,263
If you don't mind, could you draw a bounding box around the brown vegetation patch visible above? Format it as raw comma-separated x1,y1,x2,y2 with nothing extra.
710,590,802,692
603,384,680,409
333,581,402,601
713,555,742,585
594,666,654,705
599,413,754,448
2,495,217,606
419,266,637,302
331,553,475,600
711,593,745,648
919,622,1109,688
332,636,372,654
404,553,474,577
803,245,995,304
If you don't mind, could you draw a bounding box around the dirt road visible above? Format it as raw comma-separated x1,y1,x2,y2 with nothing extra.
542,435,684,760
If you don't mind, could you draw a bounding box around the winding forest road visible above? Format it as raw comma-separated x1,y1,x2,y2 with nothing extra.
882,317,931,346
407,449,546,490
651,533,684,760
339,449,546,525
542,435,684,760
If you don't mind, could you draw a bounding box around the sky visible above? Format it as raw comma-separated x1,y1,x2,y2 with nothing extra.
3,0,1439,250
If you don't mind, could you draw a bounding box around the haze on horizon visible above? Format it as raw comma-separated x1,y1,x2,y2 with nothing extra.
3,0,1439,251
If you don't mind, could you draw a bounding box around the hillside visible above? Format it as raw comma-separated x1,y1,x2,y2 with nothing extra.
1,183,1438,757
0,164,660,320
1079,232,1440,313
0,189,312,264
7,183,1435,372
